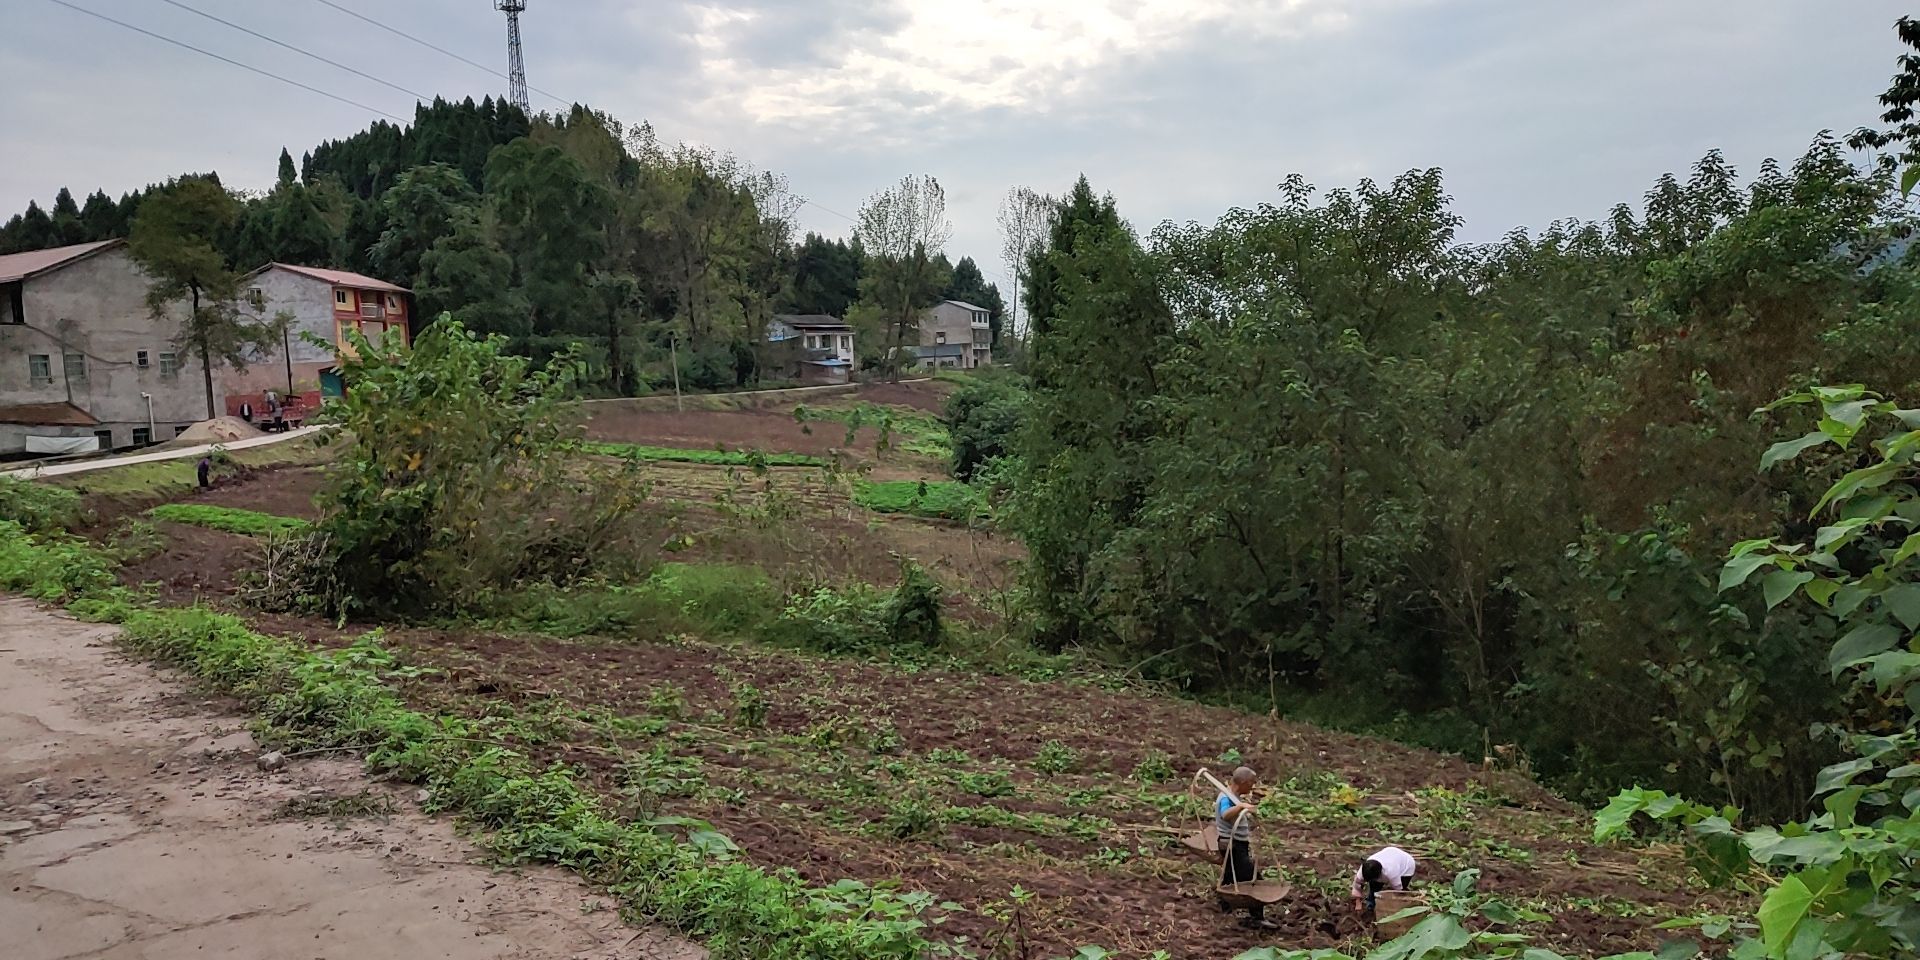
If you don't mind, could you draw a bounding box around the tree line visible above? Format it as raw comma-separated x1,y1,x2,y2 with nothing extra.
0,96,1006,394
995,103,1918,818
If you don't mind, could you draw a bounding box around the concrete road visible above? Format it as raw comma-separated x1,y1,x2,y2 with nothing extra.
1,426,327,480
0,598,704,960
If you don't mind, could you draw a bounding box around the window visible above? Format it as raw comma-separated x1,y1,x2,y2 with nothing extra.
159,352,179,378
386,294,400,310
840,336,851,352
174,425,189,437
137,350,150,369
935,332,946,344
93,430,113,451
132,427,151,447
63,352,86,383
334,289,349,306
29,354,51,385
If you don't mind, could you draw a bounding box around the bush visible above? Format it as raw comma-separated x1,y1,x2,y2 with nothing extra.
943,376,1025,481
768,564,945,656
0,520,120,604
0,476,83,534
294,320,652,618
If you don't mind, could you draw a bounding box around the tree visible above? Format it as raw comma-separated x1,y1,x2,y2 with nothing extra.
370,163,481,287
128,177,279,419
415,213,525,337
15,202,55,251
78,190,121,241
856,175,952,380
786,232,864,317
276,148,298,190
998,186,1053,341
51,188,82,245
1850,16,1920,192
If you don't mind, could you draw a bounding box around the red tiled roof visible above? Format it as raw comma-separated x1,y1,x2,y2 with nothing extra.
262,263,410,295
0,240,123,284
0,402,100,426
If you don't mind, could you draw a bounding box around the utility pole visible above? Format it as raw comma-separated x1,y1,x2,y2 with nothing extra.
495,0,530,115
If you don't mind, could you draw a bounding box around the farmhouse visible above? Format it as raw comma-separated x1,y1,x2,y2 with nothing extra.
767,313,855,384
0,239,207,455
914,300,991,370
222,263,412,421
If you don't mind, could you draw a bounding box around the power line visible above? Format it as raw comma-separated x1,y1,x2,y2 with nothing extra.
307,0,567,107
42,0,410,123
155,0,433,103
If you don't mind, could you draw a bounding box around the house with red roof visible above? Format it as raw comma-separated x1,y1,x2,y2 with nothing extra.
223,263,412,422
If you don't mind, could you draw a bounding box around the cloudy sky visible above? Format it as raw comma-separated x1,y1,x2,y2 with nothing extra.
3,0,1912,290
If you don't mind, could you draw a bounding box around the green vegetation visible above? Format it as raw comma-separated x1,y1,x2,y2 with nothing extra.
148,503,307,537
943,375,1025,482
49,439,325,500
0,476,82,534
584,442,825,468
795,402,951,460
854,480,985,521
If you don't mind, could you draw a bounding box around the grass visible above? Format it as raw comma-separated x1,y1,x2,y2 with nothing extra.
583,442,825,468
0,475,83,533
148,503,308,537
796,402,952,460
853,480,986,521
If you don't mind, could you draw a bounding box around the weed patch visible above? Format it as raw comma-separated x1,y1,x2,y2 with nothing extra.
149,503,309,537
0,475,83,533
854,480,985,521
584,442,825,468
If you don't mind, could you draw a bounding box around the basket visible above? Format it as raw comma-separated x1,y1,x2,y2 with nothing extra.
1216,880,1292,908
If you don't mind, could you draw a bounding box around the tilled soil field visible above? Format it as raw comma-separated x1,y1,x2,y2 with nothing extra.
271,624,1714,960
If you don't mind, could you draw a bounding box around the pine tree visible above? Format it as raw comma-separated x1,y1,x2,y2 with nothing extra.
277,148,298,190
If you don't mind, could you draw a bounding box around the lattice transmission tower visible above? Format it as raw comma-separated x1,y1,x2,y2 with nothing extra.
496,0,530,114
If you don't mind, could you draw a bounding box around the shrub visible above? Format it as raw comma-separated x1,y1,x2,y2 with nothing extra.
0,520,121,604
943,376,1026,481
1032,740,1079,774
293,320,653,618
0,475,83,534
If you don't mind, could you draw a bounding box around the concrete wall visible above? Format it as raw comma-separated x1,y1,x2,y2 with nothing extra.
221,268,339,396
919,303,990,369
0,246,213,450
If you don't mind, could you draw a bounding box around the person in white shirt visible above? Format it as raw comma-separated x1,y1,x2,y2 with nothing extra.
1350,845,1417,915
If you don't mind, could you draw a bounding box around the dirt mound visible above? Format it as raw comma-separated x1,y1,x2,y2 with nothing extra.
159,417,264,448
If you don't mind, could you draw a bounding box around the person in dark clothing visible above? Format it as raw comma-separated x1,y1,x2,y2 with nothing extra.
1215,766,1277,930
196,456,211,489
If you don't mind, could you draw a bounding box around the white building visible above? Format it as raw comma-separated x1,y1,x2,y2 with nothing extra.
914,300,991,370
768,314,855,384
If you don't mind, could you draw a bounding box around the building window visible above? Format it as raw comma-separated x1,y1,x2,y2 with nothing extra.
935,332,946,344
63,352,86,384
29,354,52,385
137,350,150,369
840,336,851,351
159,352,179,378
132,427,151,447
93,430,114,450
174,425,189,437
334,289,349,307
386,294,400,310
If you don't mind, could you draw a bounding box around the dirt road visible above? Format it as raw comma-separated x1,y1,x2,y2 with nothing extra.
0,598,702,960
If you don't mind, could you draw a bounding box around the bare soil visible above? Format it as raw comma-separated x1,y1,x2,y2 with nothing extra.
0,598,701,960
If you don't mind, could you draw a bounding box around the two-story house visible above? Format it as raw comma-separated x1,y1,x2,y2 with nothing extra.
0,239,211,455
767,314,855,384
914,300,991,370
221,264,412,419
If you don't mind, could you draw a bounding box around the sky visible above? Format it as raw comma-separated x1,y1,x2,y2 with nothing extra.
2,0,1912,293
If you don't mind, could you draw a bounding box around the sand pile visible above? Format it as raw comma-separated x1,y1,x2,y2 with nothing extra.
156,416,264,449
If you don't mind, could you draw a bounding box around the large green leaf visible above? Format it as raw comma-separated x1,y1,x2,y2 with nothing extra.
1814,757,1874,793
1720,554,1777,593
1812,462,1903,517
1763,570,1815,609
1756,874,1817,952
1814,517,1871,551
1883,583,1920,630
1903,163,1920,197
1890,532,1920,568
1761,431,1831,470
1365,914,1472,960
1829,622,1901,676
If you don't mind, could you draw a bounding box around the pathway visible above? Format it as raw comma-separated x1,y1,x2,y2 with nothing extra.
0,598,703,960
1,426,327,480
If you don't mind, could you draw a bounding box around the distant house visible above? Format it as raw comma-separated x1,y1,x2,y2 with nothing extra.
913,300,991,370
223,264,411,421
767,314,855,384
0,239,211,455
